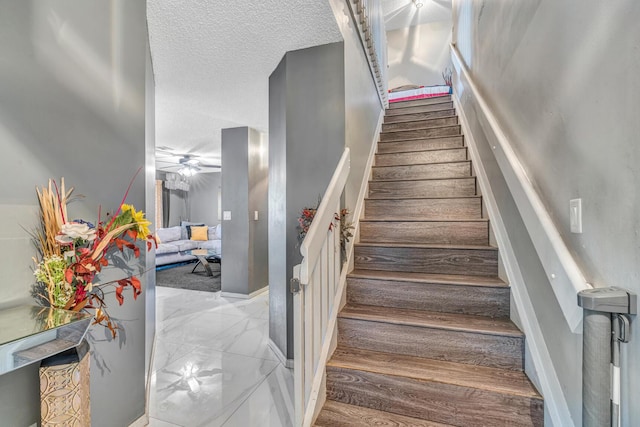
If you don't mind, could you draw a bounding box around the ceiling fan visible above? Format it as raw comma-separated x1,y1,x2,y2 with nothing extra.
156,147,221,176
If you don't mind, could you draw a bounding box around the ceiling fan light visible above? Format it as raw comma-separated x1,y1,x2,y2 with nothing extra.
178,166,198,177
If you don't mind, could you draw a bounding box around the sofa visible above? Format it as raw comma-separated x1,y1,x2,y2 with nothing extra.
156,223,222,266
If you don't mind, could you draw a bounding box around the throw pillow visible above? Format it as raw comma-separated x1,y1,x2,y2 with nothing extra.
186,223,205,239
190,226,209,241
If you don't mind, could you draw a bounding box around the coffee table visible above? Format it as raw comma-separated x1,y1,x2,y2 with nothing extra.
186,249,221,276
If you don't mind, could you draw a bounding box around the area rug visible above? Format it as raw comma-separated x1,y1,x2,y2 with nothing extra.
156,262,221,292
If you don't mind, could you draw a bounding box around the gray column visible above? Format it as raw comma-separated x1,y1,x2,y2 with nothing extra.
221,127,269,296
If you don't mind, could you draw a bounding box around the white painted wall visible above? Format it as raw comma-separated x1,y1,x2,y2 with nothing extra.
453,0,640,425
387,13,452,88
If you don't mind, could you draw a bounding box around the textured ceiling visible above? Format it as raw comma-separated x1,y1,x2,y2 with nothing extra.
148,0,342,171
383,0,452,32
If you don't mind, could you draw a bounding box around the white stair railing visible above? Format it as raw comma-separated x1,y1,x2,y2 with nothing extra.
291,148,350,427
348,0,388,105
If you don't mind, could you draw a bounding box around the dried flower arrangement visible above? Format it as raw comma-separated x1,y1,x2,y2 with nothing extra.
32,176,155,338
297,203,354,257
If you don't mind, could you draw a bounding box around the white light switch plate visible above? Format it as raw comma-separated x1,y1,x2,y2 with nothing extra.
223,211,231,221
570,199,582,233
254,211,259,221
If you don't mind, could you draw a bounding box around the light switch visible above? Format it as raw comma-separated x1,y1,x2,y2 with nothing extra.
570,199,582,233
254,211,259,221
223,211,231,221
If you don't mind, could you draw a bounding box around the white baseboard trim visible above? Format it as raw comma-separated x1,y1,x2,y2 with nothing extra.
221,286,268,300
268,338,294,368
453,90,574,427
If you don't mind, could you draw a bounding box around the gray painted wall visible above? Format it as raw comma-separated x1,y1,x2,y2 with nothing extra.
145,39,157,380
453,0,640,424
221,127,268,295
268,42,346,359
190,172,221,226
387,19,453,89
0,1,150,425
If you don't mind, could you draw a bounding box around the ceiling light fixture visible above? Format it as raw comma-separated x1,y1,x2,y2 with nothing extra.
178,165,199,177
412,0,424,8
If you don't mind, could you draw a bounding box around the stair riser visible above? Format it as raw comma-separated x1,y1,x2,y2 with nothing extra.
354,245,498,277
326,368,542,426
389,95,452,109
382,116,458,132
347,278,510,317
337,318,523,370
360,221,489,246
377,136,464,153
372,162,471,181
369,178,476,199
385,102,454,116
365,198,482,220
384,109,455,124
375,148,467,166
380,125,461,142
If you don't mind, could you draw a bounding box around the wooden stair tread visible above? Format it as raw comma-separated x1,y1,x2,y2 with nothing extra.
339,304,523,337
372,160,470,169
382,114,458,125
388,101,452,112
365,195,482,201
376,146,467,155
315,401,452,427
361,218,488,223
328,346,541,399
369,175,476,183
348,269,507,288
356,241,497,251
381,124,461,135
378,134,464,144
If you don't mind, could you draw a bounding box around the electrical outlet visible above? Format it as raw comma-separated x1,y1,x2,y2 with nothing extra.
223,211,231,221
570,199,582,233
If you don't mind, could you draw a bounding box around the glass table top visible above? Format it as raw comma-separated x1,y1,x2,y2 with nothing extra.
0,305,92,375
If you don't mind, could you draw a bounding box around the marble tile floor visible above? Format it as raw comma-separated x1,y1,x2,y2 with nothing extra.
149,286,294,427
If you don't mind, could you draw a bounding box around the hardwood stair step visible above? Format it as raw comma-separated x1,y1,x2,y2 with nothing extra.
382,116,458,132
368,177,476,199
337,304,524,370
347,269,509,317
325,346,543,426
314,400,453,427
354,242,498,277
372,161,472,181
384,108,456,124
385,101,454,116
375,147,467,166
380,125,461,142
364,196,482,220
388,95,452,109
377,136,464,153
360,219,489,246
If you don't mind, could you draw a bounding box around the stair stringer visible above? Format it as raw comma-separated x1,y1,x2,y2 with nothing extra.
453,93,575,427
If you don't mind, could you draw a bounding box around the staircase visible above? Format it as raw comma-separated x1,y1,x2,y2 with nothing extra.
314,95,544,426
